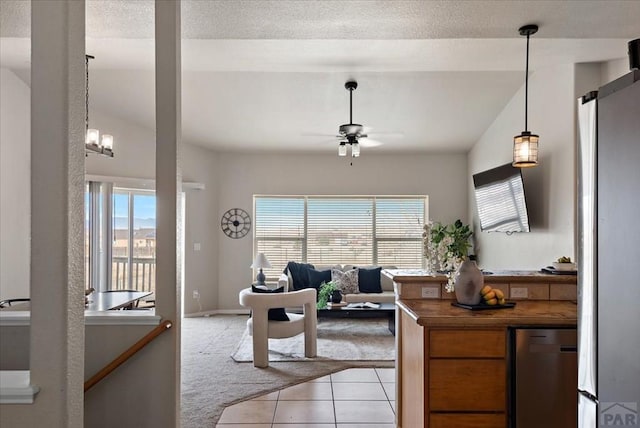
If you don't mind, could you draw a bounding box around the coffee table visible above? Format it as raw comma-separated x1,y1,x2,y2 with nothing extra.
318,302,396,335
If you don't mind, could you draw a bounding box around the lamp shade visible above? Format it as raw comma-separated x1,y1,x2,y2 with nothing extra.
86,128,100,146
250,253,272,270
351,142,360,157
512,131,539,167
338,142,347,157
101,134,114,151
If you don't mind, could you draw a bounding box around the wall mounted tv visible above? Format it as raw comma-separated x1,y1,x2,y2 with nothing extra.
472,163,530,233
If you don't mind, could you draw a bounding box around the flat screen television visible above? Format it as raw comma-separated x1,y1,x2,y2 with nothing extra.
472,163,530,233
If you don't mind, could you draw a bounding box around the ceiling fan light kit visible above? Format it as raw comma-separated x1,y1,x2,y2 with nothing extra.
337,80,368,158
513,24,539,168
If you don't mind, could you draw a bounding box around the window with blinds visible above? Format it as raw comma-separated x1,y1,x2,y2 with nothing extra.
254,196,427,280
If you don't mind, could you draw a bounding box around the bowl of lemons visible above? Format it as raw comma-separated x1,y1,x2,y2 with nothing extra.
552,256,577,271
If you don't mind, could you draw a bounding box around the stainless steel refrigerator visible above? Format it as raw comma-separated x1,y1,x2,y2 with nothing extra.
577,68,640,427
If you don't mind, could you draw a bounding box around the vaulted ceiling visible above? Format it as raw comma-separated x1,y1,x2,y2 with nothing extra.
1,1,638,154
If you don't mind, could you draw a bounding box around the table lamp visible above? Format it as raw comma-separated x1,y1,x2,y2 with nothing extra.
251,253,272,286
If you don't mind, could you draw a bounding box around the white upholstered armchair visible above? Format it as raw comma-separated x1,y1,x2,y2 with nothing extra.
238,287,317,368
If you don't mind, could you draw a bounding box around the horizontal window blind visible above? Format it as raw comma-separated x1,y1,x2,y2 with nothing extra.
307,198,373,266
375,198,425,267
254,195,426,280
255,197,305,280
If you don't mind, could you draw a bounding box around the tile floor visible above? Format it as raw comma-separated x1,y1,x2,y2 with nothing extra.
216,367,396,427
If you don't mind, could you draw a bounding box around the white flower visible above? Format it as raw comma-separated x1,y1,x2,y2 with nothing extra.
422,219,473,291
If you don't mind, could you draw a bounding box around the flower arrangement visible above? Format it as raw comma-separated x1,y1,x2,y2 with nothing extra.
423,219,473,292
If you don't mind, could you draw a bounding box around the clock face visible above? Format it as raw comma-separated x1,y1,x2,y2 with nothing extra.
221,208,251,239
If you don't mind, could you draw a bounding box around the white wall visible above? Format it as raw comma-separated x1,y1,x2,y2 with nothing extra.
0,69,467,317
5,56,629,312
84,110,156,179
466,58,628,271
85,109,221,315
601,58,630,85
182,144,219,314
0,68,220,314
215,152,468,309
0,68,30,300
468,64,577,270
1,320,177,427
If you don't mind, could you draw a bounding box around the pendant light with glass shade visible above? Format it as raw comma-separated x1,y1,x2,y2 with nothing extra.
85,55,114,157
513,24,539,168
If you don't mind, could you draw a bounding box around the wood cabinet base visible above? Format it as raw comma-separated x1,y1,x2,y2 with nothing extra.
430,413,506,428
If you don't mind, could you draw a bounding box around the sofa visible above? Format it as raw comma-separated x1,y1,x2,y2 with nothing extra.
278,261,396,304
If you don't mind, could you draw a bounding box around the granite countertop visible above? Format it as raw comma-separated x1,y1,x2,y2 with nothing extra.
396,299,577,328
383,269,577,283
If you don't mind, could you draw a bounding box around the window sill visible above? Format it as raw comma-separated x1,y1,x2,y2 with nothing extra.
0,371,39,404
0,310,161,326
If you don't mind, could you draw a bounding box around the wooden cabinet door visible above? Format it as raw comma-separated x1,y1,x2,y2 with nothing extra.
400,310,426,427
429,359,506,411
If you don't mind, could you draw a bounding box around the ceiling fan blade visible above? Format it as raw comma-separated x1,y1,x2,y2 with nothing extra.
367,131,404,138
310,138,343,145
358,137,383,147
301,132,341,138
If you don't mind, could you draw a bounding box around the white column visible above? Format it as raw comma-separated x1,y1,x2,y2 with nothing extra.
155,0,182,425
30,0,85,426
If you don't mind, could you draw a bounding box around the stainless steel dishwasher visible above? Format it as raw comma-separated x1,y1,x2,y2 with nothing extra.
511,328,577,428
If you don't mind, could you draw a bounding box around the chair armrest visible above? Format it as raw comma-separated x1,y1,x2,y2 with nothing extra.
239,288,316,310
278,273,290,292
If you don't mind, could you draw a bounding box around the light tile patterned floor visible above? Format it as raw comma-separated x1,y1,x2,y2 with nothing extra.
216,368,396,428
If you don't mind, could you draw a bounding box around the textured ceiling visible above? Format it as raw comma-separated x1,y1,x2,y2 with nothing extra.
1,1,638,153
3,1,640,39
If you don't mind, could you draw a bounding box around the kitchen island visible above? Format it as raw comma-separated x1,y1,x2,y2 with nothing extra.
386,270,578,428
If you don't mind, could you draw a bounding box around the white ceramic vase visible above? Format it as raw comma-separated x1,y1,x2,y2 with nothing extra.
454,259,484,305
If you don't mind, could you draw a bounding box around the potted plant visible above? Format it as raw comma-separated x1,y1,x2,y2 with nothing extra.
423,219,473,292
317,281,341,309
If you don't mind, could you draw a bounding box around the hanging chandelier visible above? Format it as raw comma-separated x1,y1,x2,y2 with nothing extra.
512,24,539,168
85,55,114,157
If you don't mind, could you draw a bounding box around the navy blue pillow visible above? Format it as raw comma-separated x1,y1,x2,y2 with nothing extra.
284,261,315,290
358,267,382,293
251,285,289,321
307,268,332,290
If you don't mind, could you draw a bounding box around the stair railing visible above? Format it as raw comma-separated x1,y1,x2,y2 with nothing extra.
84,319,173,392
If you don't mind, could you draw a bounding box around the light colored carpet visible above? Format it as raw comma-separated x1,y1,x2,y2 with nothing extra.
231,317,395,362
180,314,395,428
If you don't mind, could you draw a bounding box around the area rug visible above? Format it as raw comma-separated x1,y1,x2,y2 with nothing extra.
231,318,395,362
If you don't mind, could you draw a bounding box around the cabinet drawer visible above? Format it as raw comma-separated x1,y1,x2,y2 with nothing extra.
430,329,505,358
429,359,506,411
430,413,505,428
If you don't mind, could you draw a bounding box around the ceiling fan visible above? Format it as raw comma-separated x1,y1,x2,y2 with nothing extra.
307,80,402,158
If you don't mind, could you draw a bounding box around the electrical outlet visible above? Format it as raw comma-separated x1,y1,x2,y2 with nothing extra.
421,286,440,299
193,290,200,299
193,242,201,251
511,287,528,298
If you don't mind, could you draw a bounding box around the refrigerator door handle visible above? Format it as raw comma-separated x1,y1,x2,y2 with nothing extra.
578,391,598,428
579,388,598,402
577,96,598,398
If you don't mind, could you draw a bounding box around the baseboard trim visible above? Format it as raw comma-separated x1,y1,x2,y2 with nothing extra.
183,309,249,318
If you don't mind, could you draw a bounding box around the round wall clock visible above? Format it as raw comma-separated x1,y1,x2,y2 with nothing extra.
221,208,251,239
